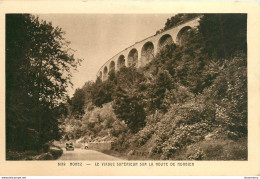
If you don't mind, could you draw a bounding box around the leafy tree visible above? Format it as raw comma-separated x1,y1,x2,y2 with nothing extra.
204,53,247,138
70,88,86,118
156,14,201,33
111,67,146,133
113,86,146,133
91,78,115,107
115,66,146,89
147,70,175,112
82,81,95,109
108,69,116,82
6,14,81,151
199,14,247,60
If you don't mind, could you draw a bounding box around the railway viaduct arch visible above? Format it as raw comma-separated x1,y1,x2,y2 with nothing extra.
97,16,201,81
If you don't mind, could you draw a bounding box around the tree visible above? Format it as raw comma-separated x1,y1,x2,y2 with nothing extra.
91,78,115,107
70,88,86,118
205,53,247,138
199,14,247,60
6,14,81,151
111,67,146,133
113,86,146,133
115,66,146,89
161,14,201,32
147,70,175,112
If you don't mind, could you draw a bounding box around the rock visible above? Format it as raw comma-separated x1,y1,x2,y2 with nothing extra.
49,146,61,152
127,150,134,156
49,147,63,159
34,152,53,160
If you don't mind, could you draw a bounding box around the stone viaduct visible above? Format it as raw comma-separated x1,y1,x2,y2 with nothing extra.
97,16,201,81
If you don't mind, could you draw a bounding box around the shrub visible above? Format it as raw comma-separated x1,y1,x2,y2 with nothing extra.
203,54,247,138
187,148,205,160
183,138,247,160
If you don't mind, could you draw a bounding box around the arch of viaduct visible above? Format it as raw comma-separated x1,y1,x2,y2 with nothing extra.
97,16,201,81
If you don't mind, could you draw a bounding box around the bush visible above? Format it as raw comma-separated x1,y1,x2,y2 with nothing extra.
203,54,247,138
183,138,247,160
187,148,205,160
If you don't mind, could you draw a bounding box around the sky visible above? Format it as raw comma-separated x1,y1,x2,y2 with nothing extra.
37,14,175,97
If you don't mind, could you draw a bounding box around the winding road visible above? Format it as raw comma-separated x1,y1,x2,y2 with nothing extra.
58,148,120,160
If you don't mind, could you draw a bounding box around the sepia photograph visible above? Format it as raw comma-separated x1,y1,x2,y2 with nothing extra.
6,13,248,161
1,1,260,176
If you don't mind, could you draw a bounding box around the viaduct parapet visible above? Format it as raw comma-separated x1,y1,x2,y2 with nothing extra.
97,16,201,81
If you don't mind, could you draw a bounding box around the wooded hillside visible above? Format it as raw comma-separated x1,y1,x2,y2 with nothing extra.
60,14,248,160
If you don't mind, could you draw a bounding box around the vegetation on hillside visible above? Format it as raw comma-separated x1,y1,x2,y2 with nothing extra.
64,14,247,160
156,13,202,34
6,14,81,159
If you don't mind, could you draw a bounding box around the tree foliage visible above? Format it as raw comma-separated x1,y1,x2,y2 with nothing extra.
6,14,81,151
110,67,146,133
70,88,86,118
91,77,115,107
156,14,201,34
199,14,247,60
113,86,146,133
67,14,247,159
